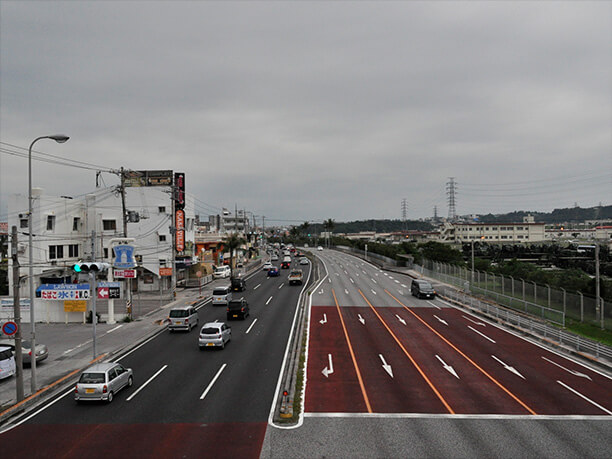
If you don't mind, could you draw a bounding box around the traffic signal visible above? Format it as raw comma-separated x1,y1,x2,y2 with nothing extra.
72,262,111,273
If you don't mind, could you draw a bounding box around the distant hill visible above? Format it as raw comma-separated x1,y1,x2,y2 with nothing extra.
477,205,612,224
309,219,434,234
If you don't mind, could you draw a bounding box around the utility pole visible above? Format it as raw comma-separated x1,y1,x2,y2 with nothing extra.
11,226,24,402
91,230,98,359
120,167,128,237
596,244,602,329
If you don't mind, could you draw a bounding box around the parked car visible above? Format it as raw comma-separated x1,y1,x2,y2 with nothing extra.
231,276,246,292
411,279,436,299
212,286,232,306
0,345,16,380
213,265,231,279
263,261,273,271
268,266,280,277
21,340,49,365
199,322,232,349
227,298,250,320
168,305,199,332
74,362,133,403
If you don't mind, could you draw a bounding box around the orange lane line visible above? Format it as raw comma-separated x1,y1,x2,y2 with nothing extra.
358,289,455,414
385,289,537,416
0,352,107,418
332,289,373,413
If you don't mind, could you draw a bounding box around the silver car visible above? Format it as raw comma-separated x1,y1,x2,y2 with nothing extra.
199,322,231,350
21,340,49,365
74,362,133,403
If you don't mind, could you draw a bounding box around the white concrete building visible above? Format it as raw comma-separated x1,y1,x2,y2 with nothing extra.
6,184,195,323
439,221,546,243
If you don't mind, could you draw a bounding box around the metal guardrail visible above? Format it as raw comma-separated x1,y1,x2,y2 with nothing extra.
442,287,612,363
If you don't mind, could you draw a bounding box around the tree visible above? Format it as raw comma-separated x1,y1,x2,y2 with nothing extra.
224,233,246,278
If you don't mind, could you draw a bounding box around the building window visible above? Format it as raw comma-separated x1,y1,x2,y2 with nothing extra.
103,248,109,259
103,220,117,231
68,244,79,257
47,215,56,231
73,217,81,231
159,259,166,267
159,235,167,242
20,218,28,228
159,206,166,213
49,245,64,259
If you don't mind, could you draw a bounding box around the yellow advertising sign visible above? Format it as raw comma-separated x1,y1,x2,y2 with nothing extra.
64,300,87,312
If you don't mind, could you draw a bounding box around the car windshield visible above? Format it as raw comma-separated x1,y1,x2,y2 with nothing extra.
201,327,220,335
169,310,189,318
213,289,227,295
79,372,105,384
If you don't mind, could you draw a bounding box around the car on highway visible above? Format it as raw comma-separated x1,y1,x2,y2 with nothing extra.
227,298,250,320
212,286,232,305
168,305,199,332
299,257,309,265
74,362,133,403
199,321,231,349
288,269,304,285
231,276,246,292
411,279,436,299
263,261,273,271
317,246,323,251
271,254,279,261
0,345,16,380
213,265,231,279
268,266,280,277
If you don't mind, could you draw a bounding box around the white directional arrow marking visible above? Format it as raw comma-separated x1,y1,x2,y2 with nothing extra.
436,355,459,379
395,314,406,325
542,356,592,380
322,354,334,378
358,314,365,325
492,355,525,379
379,354,394,378
463,315,485,326
320,314,327,325
433,315,448,326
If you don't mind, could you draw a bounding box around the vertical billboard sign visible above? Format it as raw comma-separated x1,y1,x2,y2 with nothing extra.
175,209,185,252
174,172,185,210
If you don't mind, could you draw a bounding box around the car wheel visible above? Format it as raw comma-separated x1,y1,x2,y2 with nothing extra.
107,391,114,403
127,376,133,388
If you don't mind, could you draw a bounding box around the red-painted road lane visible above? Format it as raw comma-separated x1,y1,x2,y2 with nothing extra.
396,301,612,416
374,307,530,415
0,422,266,458
306,305,368,413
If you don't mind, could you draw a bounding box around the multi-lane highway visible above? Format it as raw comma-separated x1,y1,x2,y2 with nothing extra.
265,249,612,458
2,248,611,458
1,257,310,458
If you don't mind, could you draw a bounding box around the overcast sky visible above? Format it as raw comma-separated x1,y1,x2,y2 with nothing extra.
1,1,610,226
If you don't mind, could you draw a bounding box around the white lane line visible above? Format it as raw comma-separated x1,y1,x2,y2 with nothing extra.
427,300,441,310
371,289,377,295
401,284,408,288
468,326,496,343
350,278,354,284
542,356,591,380
394,280,400,284
200,364,228,400
246,318,258,334
254,283,261,290
557,381,612,415
105,325,123,334
371,278,377,284
127,365,168,401
345,289,349,295
266,296,273,305
278,283,284,289
463,315,485,326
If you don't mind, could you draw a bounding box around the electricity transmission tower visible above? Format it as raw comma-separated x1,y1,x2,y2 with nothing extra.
401,199,408,231
446,178,457,221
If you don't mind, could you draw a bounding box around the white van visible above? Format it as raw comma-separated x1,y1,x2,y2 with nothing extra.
212,286,232,306
168,305,199,332
0,345,16,380
213,266,231,279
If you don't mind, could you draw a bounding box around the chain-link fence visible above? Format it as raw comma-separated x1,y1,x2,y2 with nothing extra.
418,259,610,331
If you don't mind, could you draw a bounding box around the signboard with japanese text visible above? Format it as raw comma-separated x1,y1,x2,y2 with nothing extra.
113,269,137,278
64,300,87,312
124,170,173,187
175,209,185,252
174,172,185,210
159,267,173,276
39,284,90,301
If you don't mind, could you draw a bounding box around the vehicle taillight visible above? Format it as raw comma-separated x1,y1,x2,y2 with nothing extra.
74,386,79,394
218,334,222,338
103,385,108,393
241,308,245,312
185,318,189,323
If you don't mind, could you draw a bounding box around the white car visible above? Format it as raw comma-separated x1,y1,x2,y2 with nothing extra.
317,246,323,251
0,346,16,380
199,322,232,349
213,265,231,279
299,257,309,265
263,261,273,271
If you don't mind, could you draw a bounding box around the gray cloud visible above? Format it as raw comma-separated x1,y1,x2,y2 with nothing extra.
1,1,610,223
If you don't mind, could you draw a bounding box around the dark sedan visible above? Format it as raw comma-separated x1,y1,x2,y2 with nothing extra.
267,266,280,277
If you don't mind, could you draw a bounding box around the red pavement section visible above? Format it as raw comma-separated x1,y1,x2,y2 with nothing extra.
377,307,528,415
408,307,612,416
305,306,368,413
2,422,267,458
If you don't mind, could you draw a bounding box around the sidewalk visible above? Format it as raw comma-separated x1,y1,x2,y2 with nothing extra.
0,282,213,421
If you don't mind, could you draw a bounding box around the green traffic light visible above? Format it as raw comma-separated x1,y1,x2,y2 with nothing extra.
73,264,82,272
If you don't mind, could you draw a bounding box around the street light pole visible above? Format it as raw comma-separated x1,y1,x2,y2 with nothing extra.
28,134,69,393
